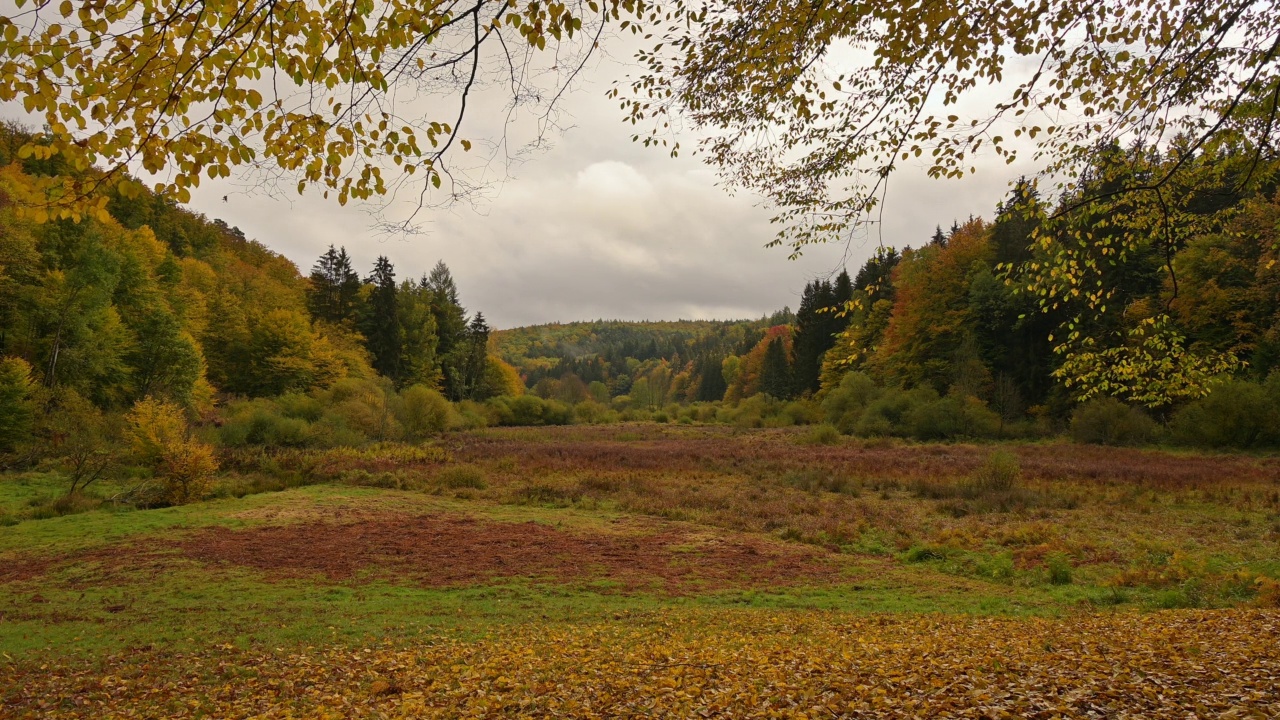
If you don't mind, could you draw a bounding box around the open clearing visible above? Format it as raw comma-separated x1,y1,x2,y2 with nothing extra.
3,425,1280,717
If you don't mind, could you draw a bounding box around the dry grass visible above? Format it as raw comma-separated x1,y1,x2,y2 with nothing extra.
422,425,1280,598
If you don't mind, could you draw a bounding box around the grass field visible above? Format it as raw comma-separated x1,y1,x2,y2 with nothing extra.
3,425,1280,717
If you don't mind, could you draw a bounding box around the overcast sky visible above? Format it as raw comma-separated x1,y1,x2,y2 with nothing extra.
4,41,1034,329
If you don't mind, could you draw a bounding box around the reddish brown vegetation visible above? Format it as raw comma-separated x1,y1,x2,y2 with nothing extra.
456,426,1280,489
177,513,841,593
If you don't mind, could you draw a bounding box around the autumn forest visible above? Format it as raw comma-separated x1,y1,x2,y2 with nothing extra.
4,0,1280,713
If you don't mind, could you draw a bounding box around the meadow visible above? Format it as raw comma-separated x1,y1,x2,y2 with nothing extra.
3,424,1280,717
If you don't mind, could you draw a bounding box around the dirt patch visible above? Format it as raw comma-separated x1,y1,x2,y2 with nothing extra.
0,541,174,588
0,554,52,584
178,513,841,593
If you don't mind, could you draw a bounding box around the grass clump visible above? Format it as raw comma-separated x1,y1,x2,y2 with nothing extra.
1046,553,1073,585
798,424,842,446
971,450,1020,493
436,464,486,490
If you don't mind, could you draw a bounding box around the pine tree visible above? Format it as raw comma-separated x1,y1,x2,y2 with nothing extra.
361,256,402,380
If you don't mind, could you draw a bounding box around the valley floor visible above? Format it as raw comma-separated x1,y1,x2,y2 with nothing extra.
3,425,1279,717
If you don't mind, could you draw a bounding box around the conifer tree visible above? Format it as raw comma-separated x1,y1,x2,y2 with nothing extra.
307,245,362,325
760,336,794,400
425,261,470,399
695,355,728,401
457,312,491,401
792,280,837,396
361,256,402,380
395,278,441,389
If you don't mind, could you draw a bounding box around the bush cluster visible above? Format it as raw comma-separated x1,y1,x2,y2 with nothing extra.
1169,377,1280,450
819,373,1005,441
219,380,456,448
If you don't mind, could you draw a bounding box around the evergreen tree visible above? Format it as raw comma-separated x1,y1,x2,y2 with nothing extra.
396,278,441,389
825,268,855,342
307,245,362,325
792,280,837,395
759,336,794,399
854,247,901,301
695,354,727,401
990,178,1041,267
424,261,469,399
457,312,491,400
833,269,853,307
360,256,402,380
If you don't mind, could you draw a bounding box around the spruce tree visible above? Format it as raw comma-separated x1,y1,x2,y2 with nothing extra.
425,261,469,399
361,256,402,380
791,281,828,395
760,336,794,399
396,278,441,389
307,245,362,325
854,247,901,302
695,355,727,401
458,312,491,400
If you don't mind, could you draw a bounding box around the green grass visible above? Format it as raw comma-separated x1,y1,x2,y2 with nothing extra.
4,428,1280,664
0,483,1089,660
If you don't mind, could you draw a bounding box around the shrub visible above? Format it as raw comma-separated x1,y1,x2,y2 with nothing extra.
219,399,312,447
436,464,486,489
854,386,934,437
305,415,369,448
798,423,842,446
726,395,780,428
276,392,324,422
572,400,617,424
488,395,572,426
1046,553,1073,585
820,372,880,433
976,552,1016,580
27,492,101,520
322,378,400,441
904,545,946,562
45,389,117,495
396,384,451,440
126,397,218,505
781,399,823,426
906,393,1000,440
451,400,491,430
1070,397,1157,446
1170,379,1280,449
972,450,1020,493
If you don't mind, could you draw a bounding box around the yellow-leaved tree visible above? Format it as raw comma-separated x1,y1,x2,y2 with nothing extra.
617,0,1280,403
125,396,218,505
0,0,665,223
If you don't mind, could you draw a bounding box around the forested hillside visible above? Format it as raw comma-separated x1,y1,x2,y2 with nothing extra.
494,145,1280,448
5,122,1280,510
0,123,517,490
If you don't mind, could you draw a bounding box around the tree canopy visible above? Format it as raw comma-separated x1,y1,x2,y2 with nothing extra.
0,0,666,222
621,0,1280,251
